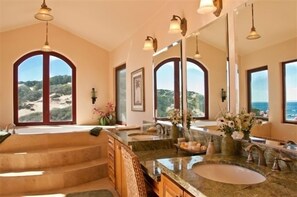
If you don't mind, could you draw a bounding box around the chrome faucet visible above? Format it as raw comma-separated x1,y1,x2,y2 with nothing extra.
272,152,293,171
244,144,267,166
155,123,166,135
5,123,16,134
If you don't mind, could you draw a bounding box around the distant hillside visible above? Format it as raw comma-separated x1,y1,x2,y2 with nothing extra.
18,75,72,122
157,89,205,117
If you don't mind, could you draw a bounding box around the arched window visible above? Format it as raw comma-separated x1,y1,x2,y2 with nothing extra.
154,58,181,118
186,58,209,119
154,57,208,119
13,51,76,125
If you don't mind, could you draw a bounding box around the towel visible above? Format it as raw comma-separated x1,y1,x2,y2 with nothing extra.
0,131,11,144
89,127,102,136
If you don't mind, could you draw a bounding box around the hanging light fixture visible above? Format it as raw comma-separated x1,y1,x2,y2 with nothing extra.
247,4,261,40
194,34,201,59
168,15,187,36
197,0,223,17
42,22,52,52
143,36,158,52
34,0,54,21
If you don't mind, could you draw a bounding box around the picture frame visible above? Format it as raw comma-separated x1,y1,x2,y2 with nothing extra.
131,67,145,111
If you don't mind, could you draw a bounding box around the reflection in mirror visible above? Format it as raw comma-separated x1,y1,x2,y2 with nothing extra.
153,41,182,118
185,15,228,120
235,0,297,141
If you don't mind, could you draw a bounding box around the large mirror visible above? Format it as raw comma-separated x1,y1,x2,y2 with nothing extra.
235,0,297,141
185,15,229,120
153,40,182,118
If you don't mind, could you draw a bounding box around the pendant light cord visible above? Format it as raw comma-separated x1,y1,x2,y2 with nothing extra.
251,4,255,28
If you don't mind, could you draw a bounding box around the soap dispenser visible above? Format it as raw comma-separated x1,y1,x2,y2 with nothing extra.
206,136,216,155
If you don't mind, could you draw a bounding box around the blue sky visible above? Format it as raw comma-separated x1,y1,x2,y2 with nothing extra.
251,70,268,102
285,62,297,102
18,55,71,82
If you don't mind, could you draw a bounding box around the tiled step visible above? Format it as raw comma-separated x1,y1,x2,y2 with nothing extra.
0,158,108,195
0,145,103,172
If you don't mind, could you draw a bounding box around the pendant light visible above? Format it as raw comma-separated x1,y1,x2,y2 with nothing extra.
42,22,52,52
34,0,54,21
194,34,201,59
247,4,261,40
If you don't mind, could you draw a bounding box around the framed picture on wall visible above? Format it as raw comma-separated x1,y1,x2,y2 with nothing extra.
131,67,145,111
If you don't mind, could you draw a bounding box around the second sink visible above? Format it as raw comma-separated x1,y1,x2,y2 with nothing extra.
192,164,266,185
128,133,159,140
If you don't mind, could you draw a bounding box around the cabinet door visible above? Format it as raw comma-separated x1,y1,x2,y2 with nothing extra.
115,140,127,197
160,174,183,197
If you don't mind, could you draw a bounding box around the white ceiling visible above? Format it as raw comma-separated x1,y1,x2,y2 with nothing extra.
0,0,169,51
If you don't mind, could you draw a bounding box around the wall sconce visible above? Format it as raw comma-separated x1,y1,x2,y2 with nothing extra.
143,36,158,52
168,15,187,36
91,88,97,104
197,0,223,17
34,0,54,21
221,88,227,102
246,4,261,40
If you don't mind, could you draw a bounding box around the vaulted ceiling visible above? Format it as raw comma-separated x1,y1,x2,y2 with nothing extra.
0,0,169,51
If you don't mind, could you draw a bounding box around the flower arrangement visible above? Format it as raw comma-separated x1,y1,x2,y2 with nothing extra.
168,108,182,125
216,111,238,135
217,109,262,137
93,102,116,125
237,109,262,133
185,111,193,130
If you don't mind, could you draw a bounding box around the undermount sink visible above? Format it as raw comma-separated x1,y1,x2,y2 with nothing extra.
192,164,266,185
128,133,159,140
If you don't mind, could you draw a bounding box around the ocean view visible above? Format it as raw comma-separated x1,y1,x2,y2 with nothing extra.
252,102,297,120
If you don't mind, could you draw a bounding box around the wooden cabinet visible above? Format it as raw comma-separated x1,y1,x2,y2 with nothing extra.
112,138,127,197
160,174,194,197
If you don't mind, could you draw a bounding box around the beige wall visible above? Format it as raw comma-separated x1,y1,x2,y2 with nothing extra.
0,23,110,126
239,37,297,141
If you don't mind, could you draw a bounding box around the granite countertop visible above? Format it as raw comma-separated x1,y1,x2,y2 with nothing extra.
156,154,297,197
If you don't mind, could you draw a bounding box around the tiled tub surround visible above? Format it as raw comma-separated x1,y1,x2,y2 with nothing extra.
107,127,297,197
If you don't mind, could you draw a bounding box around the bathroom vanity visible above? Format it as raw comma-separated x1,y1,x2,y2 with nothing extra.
106,127,297,197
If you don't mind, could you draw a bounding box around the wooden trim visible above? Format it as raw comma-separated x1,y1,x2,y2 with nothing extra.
282,59,297,124
247,65,268,120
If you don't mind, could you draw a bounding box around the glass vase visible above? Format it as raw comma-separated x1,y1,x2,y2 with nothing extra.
171,124,179,144
221,133,235,156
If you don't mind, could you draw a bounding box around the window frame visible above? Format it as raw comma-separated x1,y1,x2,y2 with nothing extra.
115,64,126,125
247,65,268,120
154,58,181,120
13,51,76,126
186,58,209,120
282,59,297,124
